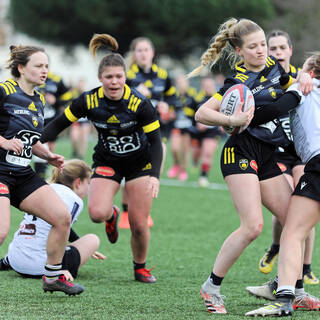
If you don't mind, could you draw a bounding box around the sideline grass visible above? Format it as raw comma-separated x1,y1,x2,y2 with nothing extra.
0,137,319,319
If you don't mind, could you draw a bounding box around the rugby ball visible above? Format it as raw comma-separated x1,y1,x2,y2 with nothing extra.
220,84,254,135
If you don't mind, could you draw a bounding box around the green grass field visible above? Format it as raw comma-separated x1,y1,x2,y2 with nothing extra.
0,136,320,319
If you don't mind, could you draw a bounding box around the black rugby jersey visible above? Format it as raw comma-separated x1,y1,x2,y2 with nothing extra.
174,87,198,129
214,56,293,146
126,63,178,112
38,71,72,121
63,84,160,161
0,79,45,172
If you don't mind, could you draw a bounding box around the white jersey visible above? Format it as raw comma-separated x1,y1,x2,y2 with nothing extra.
289,78,320,163
8,183,83,275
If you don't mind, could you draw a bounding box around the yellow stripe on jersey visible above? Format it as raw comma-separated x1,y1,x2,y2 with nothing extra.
0,83,9,95
5,82,16,94
7,78,17,86
281,75,294,91
64,106,79,122
151,64,158,72
60,90,73,101
235,73,249,83
184,107,195,117
158,68,168,79
223,147,235,164
98,86,104,98
90,94,95,108
235,60,246,73
143,120,160,133
214,92,223,102
128,95,141,112
266,57,276,67
131,64,139,73
86,94,91,109
123,84,131,100
165,86,176,96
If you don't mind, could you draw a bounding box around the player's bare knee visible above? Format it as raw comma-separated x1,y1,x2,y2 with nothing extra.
89,234,100,250
245,223,263,242
89,206,111,223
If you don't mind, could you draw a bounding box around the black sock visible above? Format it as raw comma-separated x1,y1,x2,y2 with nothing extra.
270,243,280,254
210,272,224,286
303,264,311,275
107,213,114,223
133,261,145,270
295,279,303,289
122,203,128,212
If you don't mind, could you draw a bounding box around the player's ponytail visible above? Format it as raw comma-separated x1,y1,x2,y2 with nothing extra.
89,33,126,77
89,34,119,57
188,18,262,78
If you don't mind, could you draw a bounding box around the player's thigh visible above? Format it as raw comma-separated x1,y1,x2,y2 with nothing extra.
126,176,152,220
88,177,119,212
260,174,292,225
225,173,263,226
283,195,320,242
20,185,70,226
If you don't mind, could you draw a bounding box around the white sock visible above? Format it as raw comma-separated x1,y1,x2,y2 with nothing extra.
202,277,221,295
295,287,305,296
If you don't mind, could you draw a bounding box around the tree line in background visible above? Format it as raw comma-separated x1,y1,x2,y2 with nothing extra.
8,0,320,70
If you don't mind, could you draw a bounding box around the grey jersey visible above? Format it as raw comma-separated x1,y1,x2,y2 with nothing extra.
289,78,320,163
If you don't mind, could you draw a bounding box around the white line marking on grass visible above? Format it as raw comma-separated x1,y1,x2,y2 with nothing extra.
160,178,228,190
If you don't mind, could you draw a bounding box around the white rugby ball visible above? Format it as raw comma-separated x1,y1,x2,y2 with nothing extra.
220,83,255,135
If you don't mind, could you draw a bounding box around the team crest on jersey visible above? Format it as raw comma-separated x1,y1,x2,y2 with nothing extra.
268,87,277,99
95,166,115,177
142,163,152,171
0,183,9,194
32,116,38,127
250,160,258,172
239,159,248,170
107,115,120,123
28,102,37,112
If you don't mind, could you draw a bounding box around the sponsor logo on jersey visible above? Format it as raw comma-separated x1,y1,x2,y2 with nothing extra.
32,116,38,127
0,183,9,194
120,121,137,128
107,115,120,123
95,166,115,177
277,162,287,173
14,109,30,115
142,163,152,171
28,102,37,112
251,85,264,95
250,160,258,172
239,159,249,170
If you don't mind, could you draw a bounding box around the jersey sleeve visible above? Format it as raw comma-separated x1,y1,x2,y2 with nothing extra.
64,93,87,122
137,99,160,134
214,78,236,102
286,82,305,104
